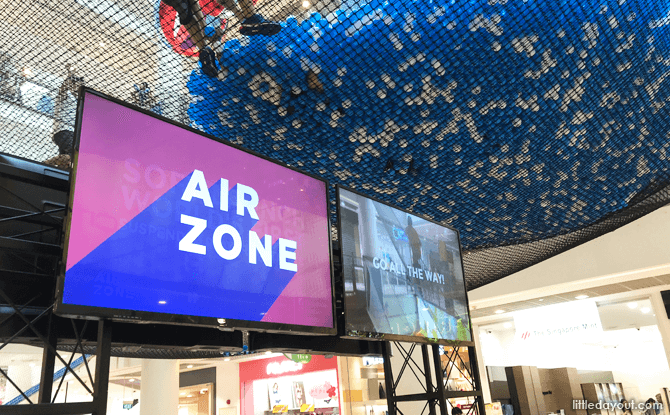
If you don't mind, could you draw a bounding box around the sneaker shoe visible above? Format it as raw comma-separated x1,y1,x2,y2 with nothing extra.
44,154,71,170
199,46,219,78
53,130,74,155
162,0,194,25
240,14,282,36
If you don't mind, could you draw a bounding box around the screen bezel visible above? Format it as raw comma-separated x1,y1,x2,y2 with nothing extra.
54,87,337,336
336,185,474,346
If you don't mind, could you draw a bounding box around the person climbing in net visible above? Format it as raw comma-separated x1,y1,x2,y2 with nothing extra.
162,0,281,78
44,68,84,170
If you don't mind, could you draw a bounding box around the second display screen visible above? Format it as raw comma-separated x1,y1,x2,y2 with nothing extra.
339,187,471,343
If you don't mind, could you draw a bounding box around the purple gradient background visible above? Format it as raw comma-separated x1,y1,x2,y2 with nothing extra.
65,92,333,328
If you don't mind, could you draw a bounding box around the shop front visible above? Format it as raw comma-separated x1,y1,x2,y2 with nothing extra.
476,296,670,414
240,355,342,415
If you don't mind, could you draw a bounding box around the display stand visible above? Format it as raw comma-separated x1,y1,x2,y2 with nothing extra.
0,155,114,414
1,153,485,415
382,342,486,415
0,298,113,415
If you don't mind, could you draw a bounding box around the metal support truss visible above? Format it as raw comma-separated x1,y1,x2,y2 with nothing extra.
0,305,113,415
382,341,486,415
1,155,114,415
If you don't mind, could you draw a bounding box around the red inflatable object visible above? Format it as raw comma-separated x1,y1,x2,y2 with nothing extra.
158,0,257,57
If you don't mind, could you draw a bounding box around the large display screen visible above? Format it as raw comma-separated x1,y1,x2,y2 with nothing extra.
56,90,334,334
338,187,472,343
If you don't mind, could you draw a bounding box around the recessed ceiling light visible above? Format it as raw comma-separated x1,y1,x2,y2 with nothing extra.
22,67,33,77
302,0,310,7
99,42,105,47
180,392,186,396
187,395,193,398
187,364,193,369
494,309,505,314
503,322,512,329
640,307,651,314
158,300,167,304
538,298,544,301
129,378,136,382
575,295,589,300
627,302,638,309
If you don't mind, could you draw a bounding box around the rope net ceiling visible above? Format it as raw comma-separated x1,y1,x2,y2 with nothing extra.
1,0,669,289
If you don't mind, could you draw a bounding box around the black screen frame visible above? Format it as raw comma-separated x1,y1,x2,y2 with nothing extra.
336,184,475,346
54,87,337,336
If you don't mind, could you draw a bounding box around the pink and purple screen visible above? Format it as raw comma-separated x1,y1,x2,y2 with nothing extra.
62,92,333,329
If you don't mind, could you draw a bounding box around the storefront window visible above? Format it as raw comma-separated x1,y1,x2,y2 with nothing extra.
339,356,387,415
240,354,342,415
439,346,478,412
179,383,213,415
478,296,670,406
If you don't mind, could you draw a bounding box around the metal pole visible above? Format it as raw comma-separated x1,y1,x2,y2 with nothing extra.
382,341,396,415
38,311,57,403
468,346,487,415
92,320,112,415
421,344,436,415
432,344,448,415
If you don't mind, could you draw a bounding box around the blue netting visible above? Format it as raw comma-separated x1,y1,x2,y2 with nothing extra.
2,0,670,287
186,0,670,286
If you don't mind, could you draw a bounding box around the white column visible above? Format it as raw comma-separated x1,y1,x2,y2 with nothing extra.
650,291,670,368
471,324,493,404
140,359,179,415
215,360,240,415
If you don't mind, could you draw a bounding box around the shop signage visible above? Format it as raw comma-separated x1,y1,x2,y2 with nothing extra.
240,354,338,384
284,353,312,363
122,399,138,410
513,300,603,343
267,360,304,375
300,404,316,412
272,404,288,413
362,357,384,366
485,402,503,415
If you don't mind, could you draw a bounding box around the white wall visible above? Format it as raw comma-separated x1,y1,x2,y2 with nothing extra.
470,206,670,302
215,360,240,415
478,325,670,402
604,327,670,402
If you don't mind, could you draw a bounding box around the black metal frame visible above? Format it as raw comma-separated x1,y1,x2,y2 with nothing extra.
0,320,112,415
382,341,486,415
1,155,113,414
1,94,488,414
54,87,338,336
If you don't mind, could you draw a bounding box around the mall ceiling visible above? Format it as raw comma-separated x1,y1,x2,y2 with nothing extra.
1,0,670,288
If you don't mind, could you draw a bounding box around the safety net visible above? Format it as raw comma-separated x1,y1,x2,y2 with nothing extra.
1,0,669,288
